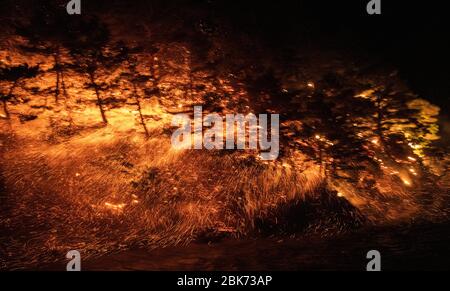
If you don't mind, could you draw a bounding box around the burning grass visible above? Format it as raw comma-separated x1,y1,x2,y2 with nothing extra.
0,122,322,269
1,114,447,270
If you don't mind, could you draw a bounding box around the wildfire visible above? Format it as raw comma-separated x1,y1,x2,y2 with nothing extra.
0,5,446,272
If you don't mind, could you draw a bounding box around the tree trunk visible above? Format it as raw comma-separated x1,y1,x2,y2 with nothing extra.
89,72,108,124
61,71,69,100
133,83,149,138
2,99,9,119
53,54,60,104
55,70,60,104
60,69,74,124
2,80,18,119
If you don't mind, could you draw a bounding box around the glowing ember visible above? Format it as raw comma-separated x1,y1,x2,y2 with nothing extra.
402,179,411,186
104,202,127,211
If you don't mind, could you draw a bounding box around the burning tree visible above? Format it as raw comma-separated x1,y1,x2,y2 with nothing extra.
281,68,442,201
121,52,152,138
66,18,128,124
15,1,73,105
0,64,39,119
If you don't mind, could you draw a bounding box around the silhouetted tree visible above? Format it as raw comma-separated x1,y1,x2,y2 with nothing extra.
15,1,73,105
121,52,152,138
0,64,40,119
66,18,127,124
282,70,437,190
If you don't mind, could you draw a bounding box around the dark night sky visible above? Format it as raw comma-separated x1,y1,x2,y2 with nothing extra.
206,0,450,112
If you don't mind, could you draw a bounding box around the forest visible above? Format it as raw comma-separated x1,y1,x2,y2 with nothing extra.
0,0,449,270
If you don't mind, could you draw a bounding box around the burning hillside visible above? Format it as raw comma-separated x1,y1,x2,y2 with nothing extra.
0,0,449,271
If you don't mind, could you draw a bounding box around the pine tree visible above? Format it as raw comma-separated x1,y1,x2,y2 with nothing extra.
66,18,127,124
120,50,152,138
0,64,40,119
15,1,72,105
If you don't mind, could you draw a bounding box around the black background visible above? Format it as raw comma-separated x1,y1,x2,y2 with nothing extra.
199,0,450,112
